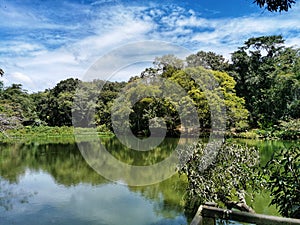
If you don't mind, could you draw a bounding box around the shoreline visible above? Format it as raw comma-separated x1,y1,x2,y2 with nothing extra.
1,125,298,144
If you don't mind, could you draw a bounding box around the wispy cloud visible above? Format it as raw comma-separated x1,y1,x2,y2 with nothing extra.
10,72,34,86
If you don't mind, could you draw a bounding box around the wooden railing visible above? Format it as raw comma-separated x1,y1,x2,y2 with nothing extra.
191,203,300,225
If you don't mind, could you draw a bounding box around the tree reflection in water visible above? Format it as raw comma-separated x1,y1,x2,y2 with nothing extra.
0,139,187,221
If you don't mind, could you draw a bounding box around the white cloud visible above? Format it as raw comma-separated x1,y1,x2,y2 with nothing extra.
285,37,300,48
0,41,45,56
9,72,35,89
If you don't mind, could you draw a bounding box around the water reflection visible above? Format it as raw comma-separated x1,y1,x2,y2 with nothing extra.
229,138,296,166
1,171,186,225
0,179,34,211
0,140,187,225
0,138,294,225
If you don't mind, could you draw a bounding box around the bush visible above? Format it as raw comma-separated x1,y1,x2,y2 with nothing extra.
178,141,260,215
263,145,300,218
255,119,300,140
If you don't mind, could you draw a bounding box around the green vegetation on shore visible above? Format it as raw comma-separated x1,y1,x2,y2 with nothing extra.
0,126,113,144
227,119,300,140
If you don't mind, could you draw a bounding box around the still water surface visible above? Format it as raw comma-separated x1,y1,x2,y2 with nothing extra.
0,137,293,225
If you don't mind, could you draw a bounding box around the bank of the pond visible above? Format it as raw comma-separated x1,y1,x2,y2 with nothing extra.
0,126,114,144
1,125,299,144
227,119,300,140
226,128,300,140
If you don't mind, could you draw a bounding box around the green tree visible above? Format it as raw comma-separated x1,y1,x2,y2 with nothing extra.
231,35,299,127
111,77,166,136
118,59,248,136
269,47,300,120
167,67,248,130
72,80,126,129
186,51,229,72
154,54,185,71
1,84,35,119
0,82,37,130
263,145,300,218
72,81,98,127
36,78,80,126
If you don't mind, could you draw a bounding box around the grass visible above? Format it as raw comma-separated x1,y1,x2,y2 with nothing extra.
0,126,114,143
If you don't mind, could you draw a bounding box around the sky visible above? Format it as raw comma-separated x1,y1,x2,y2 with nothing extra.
0,0,300,92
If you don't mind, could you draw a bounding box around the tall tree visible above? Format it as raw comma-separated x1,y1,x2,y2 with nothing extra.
230,35,299,127
1,84,34,118
186,51,229,72
121,57,249,135
0,83,36,130
36,78,80,126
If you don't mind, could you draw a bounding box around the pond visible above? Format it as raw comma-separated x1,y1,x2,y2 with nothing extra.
0,137,295,225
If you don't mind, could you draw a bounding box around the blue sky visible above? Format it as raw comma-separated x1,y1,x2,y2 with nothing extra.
0,0,300,92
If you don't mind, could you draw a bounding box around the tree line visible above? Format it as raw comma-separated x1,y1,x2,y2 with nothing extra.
0,35,299,136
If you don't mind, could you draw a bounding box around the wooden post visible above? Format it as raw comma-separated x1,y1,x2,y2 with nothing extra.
190,205,204,225
190,205,300,225
190,203,217,225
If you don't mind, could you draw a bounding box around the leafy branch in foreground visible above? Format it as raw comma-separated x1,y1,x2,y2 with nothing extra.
263,145,300,218
178,142,260,216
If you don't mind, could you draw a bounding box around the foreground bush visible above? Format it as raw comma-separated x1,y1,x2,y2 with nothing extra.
178,142,260,216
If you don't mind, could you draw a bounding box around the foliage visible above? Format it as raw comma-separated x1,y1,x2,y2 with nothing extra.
178,142,260,215
111,76,178,136
231,35,300,127
0,84,35,118
0,126,113,143
256,119,300,140
263,145,300,218
0,103,23,131
0,83,37,131
72,80,126,128
154,54,185,71
111,64,248,136
274,119,300,139
35,78,80,126
186,51,230,71
226,130,259,139
254,0,296,12
171,67,249,130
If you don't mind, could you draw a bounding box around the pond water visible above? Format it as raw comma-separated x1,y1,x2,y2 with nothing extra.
0,137,295,225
